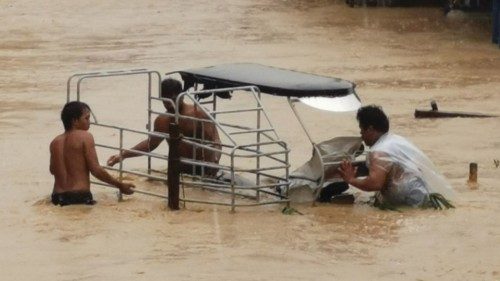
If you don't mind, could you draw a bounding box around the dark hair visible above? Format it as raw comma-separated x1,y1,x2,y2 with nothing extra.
61,101,90,131
356,105,389,133
161,78,182,98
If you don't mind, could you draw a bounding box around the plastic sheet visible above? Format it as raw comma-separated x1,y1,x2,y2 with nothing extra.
368,133,455,206
286,136,363,202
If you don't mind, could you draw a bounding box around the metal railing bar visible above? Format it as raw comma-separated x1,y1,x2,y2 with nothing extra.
217,123,279,142
149,110,215,124
178,158,232,171
176,92,237,146
96,144,169,161
182,180,286,191
179,139,227,156
93,180,289,207
323,161,342,166
103,167,167,182
91,122,170,139
92,181,167,199
254,172,288,182
258,189,287,199
231,199,290,207
211,107,263,115
74,70,161,101
237,140,287,148
179,184,258,200
228,128,274,135
232,165,290,173
185,85,259,95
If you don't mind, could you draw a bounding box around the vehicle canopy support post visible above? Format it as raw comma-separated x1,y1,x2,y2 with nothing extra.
287,97,315,146
168,123,181,210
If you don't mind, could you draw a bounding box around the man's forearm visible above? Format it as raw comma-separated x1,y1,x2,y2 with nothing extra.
121,140,152,159
91,167,122,188
347,177,382,192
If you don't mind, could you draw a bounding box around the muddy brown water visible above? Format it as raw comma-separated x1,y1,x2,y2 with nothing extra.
1,1,499,280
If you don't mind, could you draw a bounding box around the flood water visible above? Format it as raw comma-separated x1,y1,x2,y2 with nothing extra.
1,1,499,280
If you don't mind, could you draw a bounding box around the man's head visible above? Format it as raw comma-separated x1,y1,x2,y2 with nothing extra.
356,105,389,146
61,101,91,131
161,78,183,111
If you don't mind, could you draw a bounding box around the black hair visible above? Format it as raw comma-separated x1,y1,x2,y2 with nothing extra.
356,105,389,133
61,101,90,131
161,78,182,98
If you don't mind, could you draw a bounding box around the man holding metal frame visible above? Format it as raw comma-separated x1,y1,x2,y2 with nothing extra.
50,101,135,206
106,78,221,176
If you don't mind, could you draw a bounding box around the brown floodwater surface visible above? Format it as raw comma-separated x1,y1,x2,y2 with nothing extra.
1,1,499,280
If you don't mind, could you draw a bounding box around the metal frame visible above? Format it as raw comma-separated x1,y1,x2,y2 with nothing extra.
155,82,290,212
287,96,361,199
66,69,290,211
67,69,162,174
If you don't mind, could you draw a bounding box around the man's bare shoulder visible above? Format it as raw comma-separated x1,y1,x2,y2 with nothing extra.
50,134,66,150
67,130,94,144
191,104,210,119
51,133,65,143
154,115,172,132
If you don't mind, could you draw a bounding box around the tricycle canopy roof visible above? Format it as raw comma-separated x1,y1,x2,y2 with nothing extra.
176,63,356,98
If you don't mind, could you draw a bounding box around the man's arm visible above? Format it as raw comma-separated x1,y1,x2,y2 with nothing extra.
338,153,388,192
82,132,134,194
107,117,168,166
49,141,56,175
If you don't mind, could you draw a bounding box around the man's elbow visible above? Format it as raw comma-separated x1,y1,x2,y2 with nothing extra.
148,138,162,151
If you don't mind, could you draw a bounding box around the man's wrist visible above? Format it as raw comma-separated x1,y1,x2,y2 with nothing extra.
346,177,355,186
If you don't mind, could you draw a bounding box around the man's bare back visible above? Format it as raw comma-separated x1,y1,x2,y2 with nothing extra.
50,130,97,193
50,102,134,206
107,78,222,176
155,103,221,165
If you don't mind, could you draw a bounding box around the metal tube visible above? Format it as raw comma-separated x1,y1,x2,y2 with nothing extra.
147,72,153,175
178,183,257,200
256,92,262,202
96,144,169,161
230,149,236,213
231,165,290,173
117,129,124,201
212,107,263,115
92,181,167,199
284,143,290,208
67,71,101,102
228,128,274,136
182,180,286,190
94,180,289,207
70,69,160,103
312,145,325,201
104,167,167,182
287,97,315,145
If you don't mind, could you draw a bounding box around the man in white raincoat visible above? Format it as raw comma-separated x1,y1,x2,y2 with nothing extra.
338,105,454,207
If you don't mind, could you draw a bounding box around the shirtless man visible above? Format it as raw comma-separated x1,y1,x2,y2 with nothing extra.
50,101,135,206
107,78,221,176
